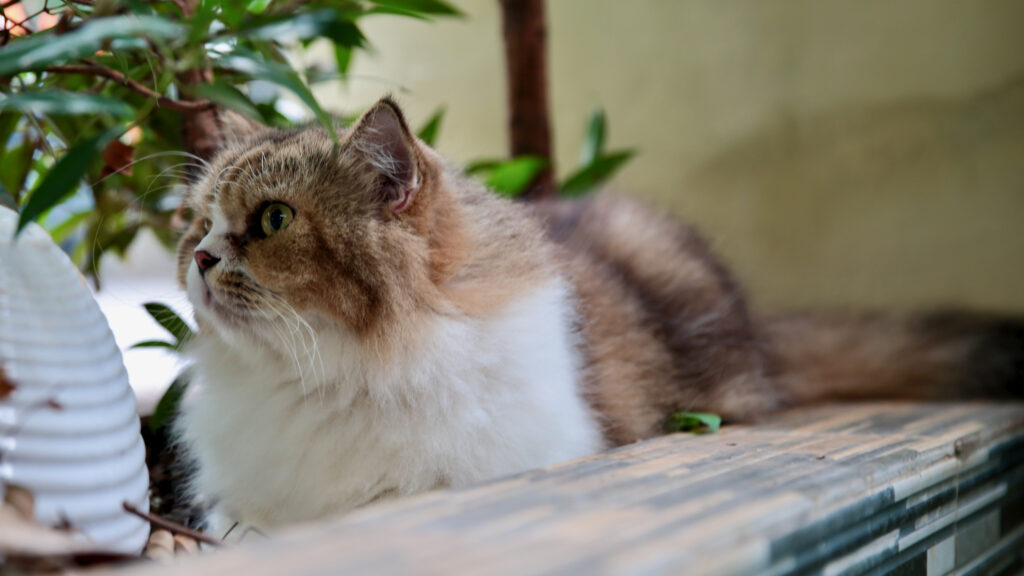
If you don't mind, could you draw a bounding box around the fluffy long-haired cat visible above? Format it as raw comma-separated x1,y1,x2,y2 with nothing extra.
175,96,1022,531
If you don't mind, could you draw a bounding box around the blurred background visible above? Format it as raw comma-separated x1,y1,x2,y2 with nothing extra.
307,0,1024,313
9,0,1018,409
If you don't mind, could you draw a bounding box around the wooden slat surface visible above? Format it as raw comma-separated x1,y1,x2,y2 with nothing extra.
117,402,1024,576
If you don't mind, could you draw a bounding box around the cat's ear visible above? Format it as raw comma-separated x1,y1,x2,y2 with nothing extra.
346,97,420,213
218,109,267,143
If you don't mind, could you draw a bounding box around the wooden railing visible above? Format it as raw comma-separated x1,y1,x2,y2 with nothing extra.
119,402,1024,575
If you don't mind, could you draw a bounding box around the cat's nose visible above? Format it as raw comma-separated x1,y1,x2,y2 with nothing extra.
194,250,221,274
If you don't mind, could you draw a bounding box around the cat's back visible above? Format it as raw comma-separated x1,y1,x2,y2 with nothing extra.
531,195,779,445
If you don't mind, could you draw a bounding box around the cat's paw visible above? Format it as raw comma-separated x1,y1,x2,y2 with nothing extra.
201,508,241,543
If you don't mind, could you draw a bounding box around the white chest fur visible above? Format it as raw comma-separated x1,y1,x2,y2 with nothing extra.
178,280,604,529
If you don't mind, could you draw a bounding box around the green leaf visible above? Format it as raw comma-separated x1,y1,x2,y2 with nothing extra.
187,0,220,43
0,15,183,76
665,412,721,435
0,91,133,118
246,0,273,14
16,127,122,238
416,107,444,147
579,108,606,168
484,156,547,198
193,83,262,121
0,141,35,200
108,37,151,51
105,222,141,257
148,371,190,431
254,101,293,128
0,112,21,151
369,0,463,18
142,302,194,346
47,209,92,244
464,158,500,175
130,339,178,350
237,9,367,47
334,44,354,79
560,149,635,198
214,0,247,28
305,65,340,85
123,0,155,15
218,51,338,144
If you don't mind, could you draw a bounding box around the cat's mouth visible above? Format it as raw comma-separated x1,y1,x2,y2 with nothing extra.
201,281,213,306
200,278,250,327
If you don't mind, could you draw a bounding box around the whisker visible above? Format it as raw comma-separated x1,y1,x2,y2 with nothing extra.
257,297,304,392
262,295,313,398
213,165,247,197
93,151,212,187
88,213,108,282
264,292,326,401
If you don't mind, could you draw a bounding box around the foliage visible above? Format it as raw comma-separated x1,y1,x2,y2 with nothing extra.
466,155,547,198
468,107,636,198
15,125,121,235
147,370,191,432
131,301,195,351
0,0,459,275
665,412,722,435
130,302,195,431
415,106,444,146
561,107,636,197
2,1,633,429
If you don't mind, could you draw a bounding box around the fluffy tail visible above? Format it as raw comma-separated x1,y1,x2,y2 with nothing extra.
762,310,1024,404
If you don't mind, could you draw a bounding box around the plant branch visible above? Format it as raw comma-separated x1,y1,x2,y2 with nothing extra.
122,502,224,548
177,0,222,165
45,61,215,113
499,0,555,199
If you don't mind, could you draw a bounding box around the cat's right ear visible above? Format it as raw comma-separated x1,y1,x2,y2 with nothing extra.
217,109,267,144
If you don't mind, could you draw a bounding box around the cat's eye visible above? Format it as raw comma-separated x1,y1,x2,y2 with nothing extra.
202,219,211,234
261,203,294,236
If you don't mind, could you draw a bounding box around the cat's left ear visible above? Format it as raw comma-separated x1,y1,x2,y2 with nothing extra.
218,109,268,143
346,97,421,214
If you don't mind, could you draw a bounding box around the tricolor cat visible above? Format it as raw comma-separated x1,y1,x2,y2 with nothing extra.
175,97,1022,532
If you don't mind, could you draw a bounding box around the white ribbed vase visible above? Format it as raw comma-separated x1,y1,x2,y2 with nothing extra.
0,206,149,555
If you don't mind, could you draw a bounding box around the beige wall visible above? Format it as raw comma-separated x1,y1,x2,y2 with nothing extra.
310,0,1024,313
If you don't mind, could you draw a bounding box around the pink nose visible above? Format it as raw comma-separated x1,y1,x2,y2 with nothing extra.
194,250,220,273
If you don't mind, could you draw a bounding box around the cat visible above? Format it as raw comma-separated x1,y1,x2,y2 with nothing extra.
174,96,1022,532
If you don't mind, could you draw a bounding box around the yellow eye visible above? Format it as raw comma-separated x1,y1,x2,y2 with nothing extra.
261,203,294,236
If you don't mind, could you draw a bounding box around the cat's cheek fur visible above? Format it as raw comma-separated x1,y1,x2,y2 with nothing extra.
176,278,605,528
186,261,259,352
185,263,225,332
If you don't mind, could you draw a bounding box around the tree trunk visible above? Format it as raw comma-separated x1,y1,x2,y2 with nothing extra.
499,0,555,200
178,0,221,170
179,69,220,164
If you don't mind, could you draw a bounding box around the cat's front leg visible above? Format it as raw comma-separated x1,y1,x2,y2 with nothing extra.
200,507,249,544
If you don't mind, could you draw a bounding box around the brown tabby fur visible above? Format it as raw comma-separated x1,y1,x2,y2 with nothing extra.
178,97,1023,448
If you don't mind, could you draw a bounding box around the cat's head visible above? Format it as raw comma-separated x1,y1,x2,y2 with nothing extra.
177,97,464,354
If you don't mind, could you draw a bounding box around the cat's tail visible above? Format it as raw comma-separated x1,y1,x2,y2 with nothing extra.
762,310,1024,404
